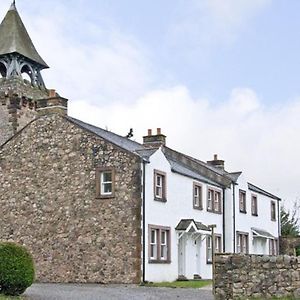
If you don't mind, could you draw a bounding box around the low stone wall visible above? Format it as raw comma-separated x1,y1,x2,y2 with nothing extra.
280,236,300,255
215,253,300,299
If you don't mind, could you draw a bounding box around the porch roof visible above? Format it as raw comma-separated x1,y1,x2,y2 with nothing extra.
175,219,211,232
251,227,275,239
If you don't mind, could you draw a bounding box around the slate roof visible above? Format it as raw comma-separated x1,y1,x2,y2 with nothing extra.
248,182,281,201
0,2,48,68
251,227,274,239
66,117,146,154
175,219,211,232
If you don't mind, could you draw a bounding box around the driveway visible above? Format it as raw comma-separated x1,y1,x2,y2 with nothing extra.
24,283,213,300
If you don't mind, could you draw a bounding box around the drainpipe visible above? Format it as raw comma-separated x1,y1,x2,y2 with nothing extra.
277,199,281,253
222,187,226,252
232,183,236,253
142,160,146,283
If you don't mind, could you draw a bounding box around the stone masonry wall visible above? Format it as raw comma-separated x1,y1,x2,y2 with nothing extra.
0,114,142,283
280,236,300,256
0,92,38,145
215,254,300,299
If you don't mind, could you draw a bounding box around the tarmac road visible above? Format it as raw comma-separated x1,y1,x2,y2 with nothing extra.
24,283,214,300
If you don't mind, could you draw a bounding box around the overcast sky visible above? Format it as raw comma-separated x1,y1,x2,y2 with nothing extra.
1,0,299,209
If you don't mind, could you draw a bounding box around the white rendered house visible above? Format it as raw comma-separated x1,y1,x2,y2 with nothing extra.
140,129,281,282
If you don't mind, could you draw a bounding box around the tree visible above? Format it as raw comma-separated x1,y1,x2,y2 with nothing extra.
280,201,300,237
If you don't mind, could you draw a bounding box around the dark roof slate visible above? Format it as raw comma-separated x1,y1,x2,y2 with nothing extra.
0,3,48,68
66,117,145,154
175,219,210,232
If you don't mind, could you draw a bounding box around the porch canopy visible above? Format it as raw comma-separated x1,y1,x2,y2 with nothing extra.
175,219,211,236
251,227,274,239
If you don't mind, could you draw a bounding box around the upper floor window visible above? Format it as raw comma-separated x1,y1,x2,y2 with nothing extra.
239,190,246,213
193,183,203,210
251,195,258,216
154,170,167,202
271,201,276,221
207,234,222,263
207,188,222,213
149,225,171,263
96,168,115,198
237,232,249,254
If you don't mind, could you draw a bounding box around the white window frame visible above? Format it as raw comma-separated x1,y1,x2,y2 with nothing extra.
101,171,113,196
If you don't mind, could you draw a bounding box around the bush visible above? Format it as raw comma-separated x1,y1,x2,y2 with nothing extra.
0,242,35,296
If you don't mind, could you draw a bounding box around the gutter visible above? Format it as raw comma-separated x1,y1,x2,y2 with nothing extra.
277,199,281,252
142,160,146,283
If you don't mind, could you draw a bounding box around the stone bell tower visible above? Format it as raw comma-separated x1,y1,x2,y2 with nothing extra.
0,1,62,145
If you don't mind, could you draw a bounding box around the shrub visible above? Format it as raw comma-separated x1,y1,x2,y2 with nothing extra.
0,242,35,296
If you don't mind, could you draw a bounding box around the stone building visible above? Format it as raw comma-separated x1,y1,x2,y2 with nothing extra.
0,2,281,283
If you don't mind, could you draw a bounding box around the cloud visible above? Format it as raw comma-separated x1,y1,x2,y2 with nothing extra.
69,86,300,207
167,0,272,57
1,1,153,105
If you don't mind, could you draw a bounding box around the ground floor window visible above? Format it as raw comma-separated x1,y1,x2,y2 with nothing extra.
148,225,171,263
269,239,278,255
207,234,222,263
237,232,249,254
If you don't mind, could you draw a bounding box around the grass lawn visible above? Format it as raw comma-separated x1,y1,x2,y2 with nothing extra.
143,279,212,288
0,295,26,300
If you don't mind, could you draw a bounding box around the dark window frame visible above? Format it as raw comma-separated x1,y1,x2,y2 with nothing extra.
148,224,171,264
236,231,249,254
251,194,258,216
193,182,203,210
206,234,222,264
271,201,276,221
239,189,247,213
207,187,222,214
95,167,115,199
153,170,167,202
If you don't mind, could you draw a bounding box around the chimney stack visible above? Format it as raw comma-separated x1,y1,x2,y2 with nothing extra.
36,89,68,116
207,154,225,170
143,128,166,147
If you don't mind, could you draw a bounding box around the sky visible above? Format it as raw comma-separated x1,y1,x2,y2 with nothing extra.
0,0,299,210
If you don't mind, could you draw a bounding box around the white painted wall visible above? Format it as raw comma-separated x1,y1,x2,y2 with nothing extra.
233,174,280,255
144,148,224,282
143,149,280,282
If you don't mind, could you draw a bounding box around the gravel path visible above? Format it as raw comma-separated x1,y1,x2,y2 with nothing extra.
24,283,214,300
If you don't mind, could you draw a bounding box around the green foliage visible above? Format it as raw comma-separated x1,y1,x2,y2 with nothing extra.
0,242,35,296
280,202,300,237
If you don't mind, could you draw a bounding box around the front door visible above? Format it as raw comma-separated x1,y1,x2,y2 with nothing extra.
178,236,185,276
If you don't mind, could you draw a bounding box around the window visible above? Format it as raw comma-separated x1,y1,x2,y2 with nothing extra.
251,195,258,216
96,168,115,198
148,225,171,263
239,190,247,213
269,239,277,255
207,188,222,213
271,201,276,221
207,234,223,263
154,170,167,201
193,183,203,210
236,232,249,254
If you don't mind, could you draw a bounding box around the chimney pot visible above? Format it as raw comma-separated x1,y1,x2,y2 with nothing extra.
157,128,161,135
214,154,218,161
49,89,56,98
148,129,152,136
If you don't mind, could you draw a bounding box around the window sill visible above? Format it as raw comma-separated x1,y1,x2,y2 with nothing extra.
154,197,167,203
251,213,258,217
148,259,171,264
207,209,222,215
239,210,247,214
206,261,212,265
271,219,276,222
96,194,115,199
193,206,203,211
